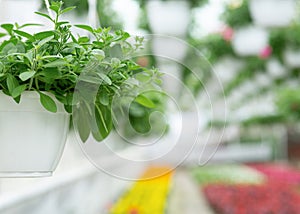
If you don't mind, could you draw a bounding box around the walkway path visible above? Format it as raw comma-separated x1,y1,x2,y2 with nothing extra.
168,169,214,214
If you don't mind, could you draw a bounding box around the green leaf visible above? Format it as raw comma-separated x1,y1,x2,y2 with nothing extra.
0,33,6,38
99,92,109,106
37,35,54,47
49,1,61,14
12,85,27,98
18,23,43,29
94,104,112,141
78,36,90,43
34,31,55,40
60,6,76,15
19,70,36,81
6,74,19,95
97,73,112,85
74,24,94,34
1,24,14,35
24,51,34,64
135,95,155,108
14,30,35,41
34,12,54,22
40,92,57,113
44,59,67,68
91,49,105,60
74,102,91,142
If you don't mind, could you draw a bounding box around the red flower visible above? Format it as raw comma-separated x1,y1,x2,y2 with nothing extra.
259,46,272,59
222,27,234,42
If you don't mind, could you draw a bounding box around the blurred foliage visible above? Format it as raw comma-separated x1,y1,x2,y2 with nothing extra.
136,0,209,8
270,24,300,61
241,115,284,127
222,0,252,28
276,88,300,122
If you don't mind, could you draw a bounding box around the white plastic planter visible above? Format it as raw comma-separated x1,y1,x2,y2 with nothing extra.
232,26,268,56
0,91,70,177
146,0,190,36
249,0,296,27
284,48,300,68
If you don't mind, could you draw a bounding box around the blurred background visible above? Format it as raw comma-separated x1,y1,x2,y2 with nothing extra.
1,0,300,213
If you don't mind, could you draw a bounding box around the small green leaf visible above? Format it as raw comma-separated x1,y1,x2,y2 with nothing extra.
34,31,55,40
111,58,121,68
75,24,94,34
18,23,43,29
1,24,14,35
99,92,109,106
0,32,6,38
40,92,57,113
91,49,105,60
14,30,35,41
74,102,91,142
44,59,67,68
12,85,27,98
19,70,36,81
34,12,54,22
97,73,112,85
60,6,76,15
6,74,19,95
78,36,90,43
37,35,54,47
135,95,156,108
94,104,112,141
49,1,61,14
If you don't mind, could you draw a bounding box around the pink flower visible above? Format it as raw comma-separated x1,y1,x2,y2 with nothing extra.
222,27,234,41
260,46,272,59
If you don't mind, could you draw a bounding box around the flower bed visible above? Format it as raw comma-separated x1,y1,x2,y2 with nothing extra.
248,163,300,186
109,166,173,214
204,183,300,214
195,164,300,214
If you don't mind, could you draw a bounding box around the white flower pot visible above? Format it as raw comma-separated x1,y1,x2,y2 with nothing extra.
249,0,296,27
0,91,70,177
146,0,190,36
232,26,268,56
284,48,300,68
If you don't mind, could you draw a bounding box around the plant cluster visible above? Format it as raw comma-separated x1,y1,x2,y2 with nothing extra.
0,1,163,142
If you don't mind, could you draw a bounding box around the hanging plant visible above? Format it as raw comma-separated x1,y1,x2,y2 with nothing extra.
0,1,162,142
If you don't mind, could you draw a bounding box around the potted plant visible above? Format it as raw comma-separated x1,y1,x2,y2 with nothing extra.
0,1,162,177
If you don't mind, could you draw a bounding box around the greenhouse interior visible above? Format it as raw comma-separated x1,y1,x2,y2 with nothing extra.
1,0,300,213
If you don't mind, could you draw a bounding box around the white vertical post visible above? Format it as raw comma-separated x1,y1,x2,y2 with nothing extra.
88,0,99,28
44,0,54,19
